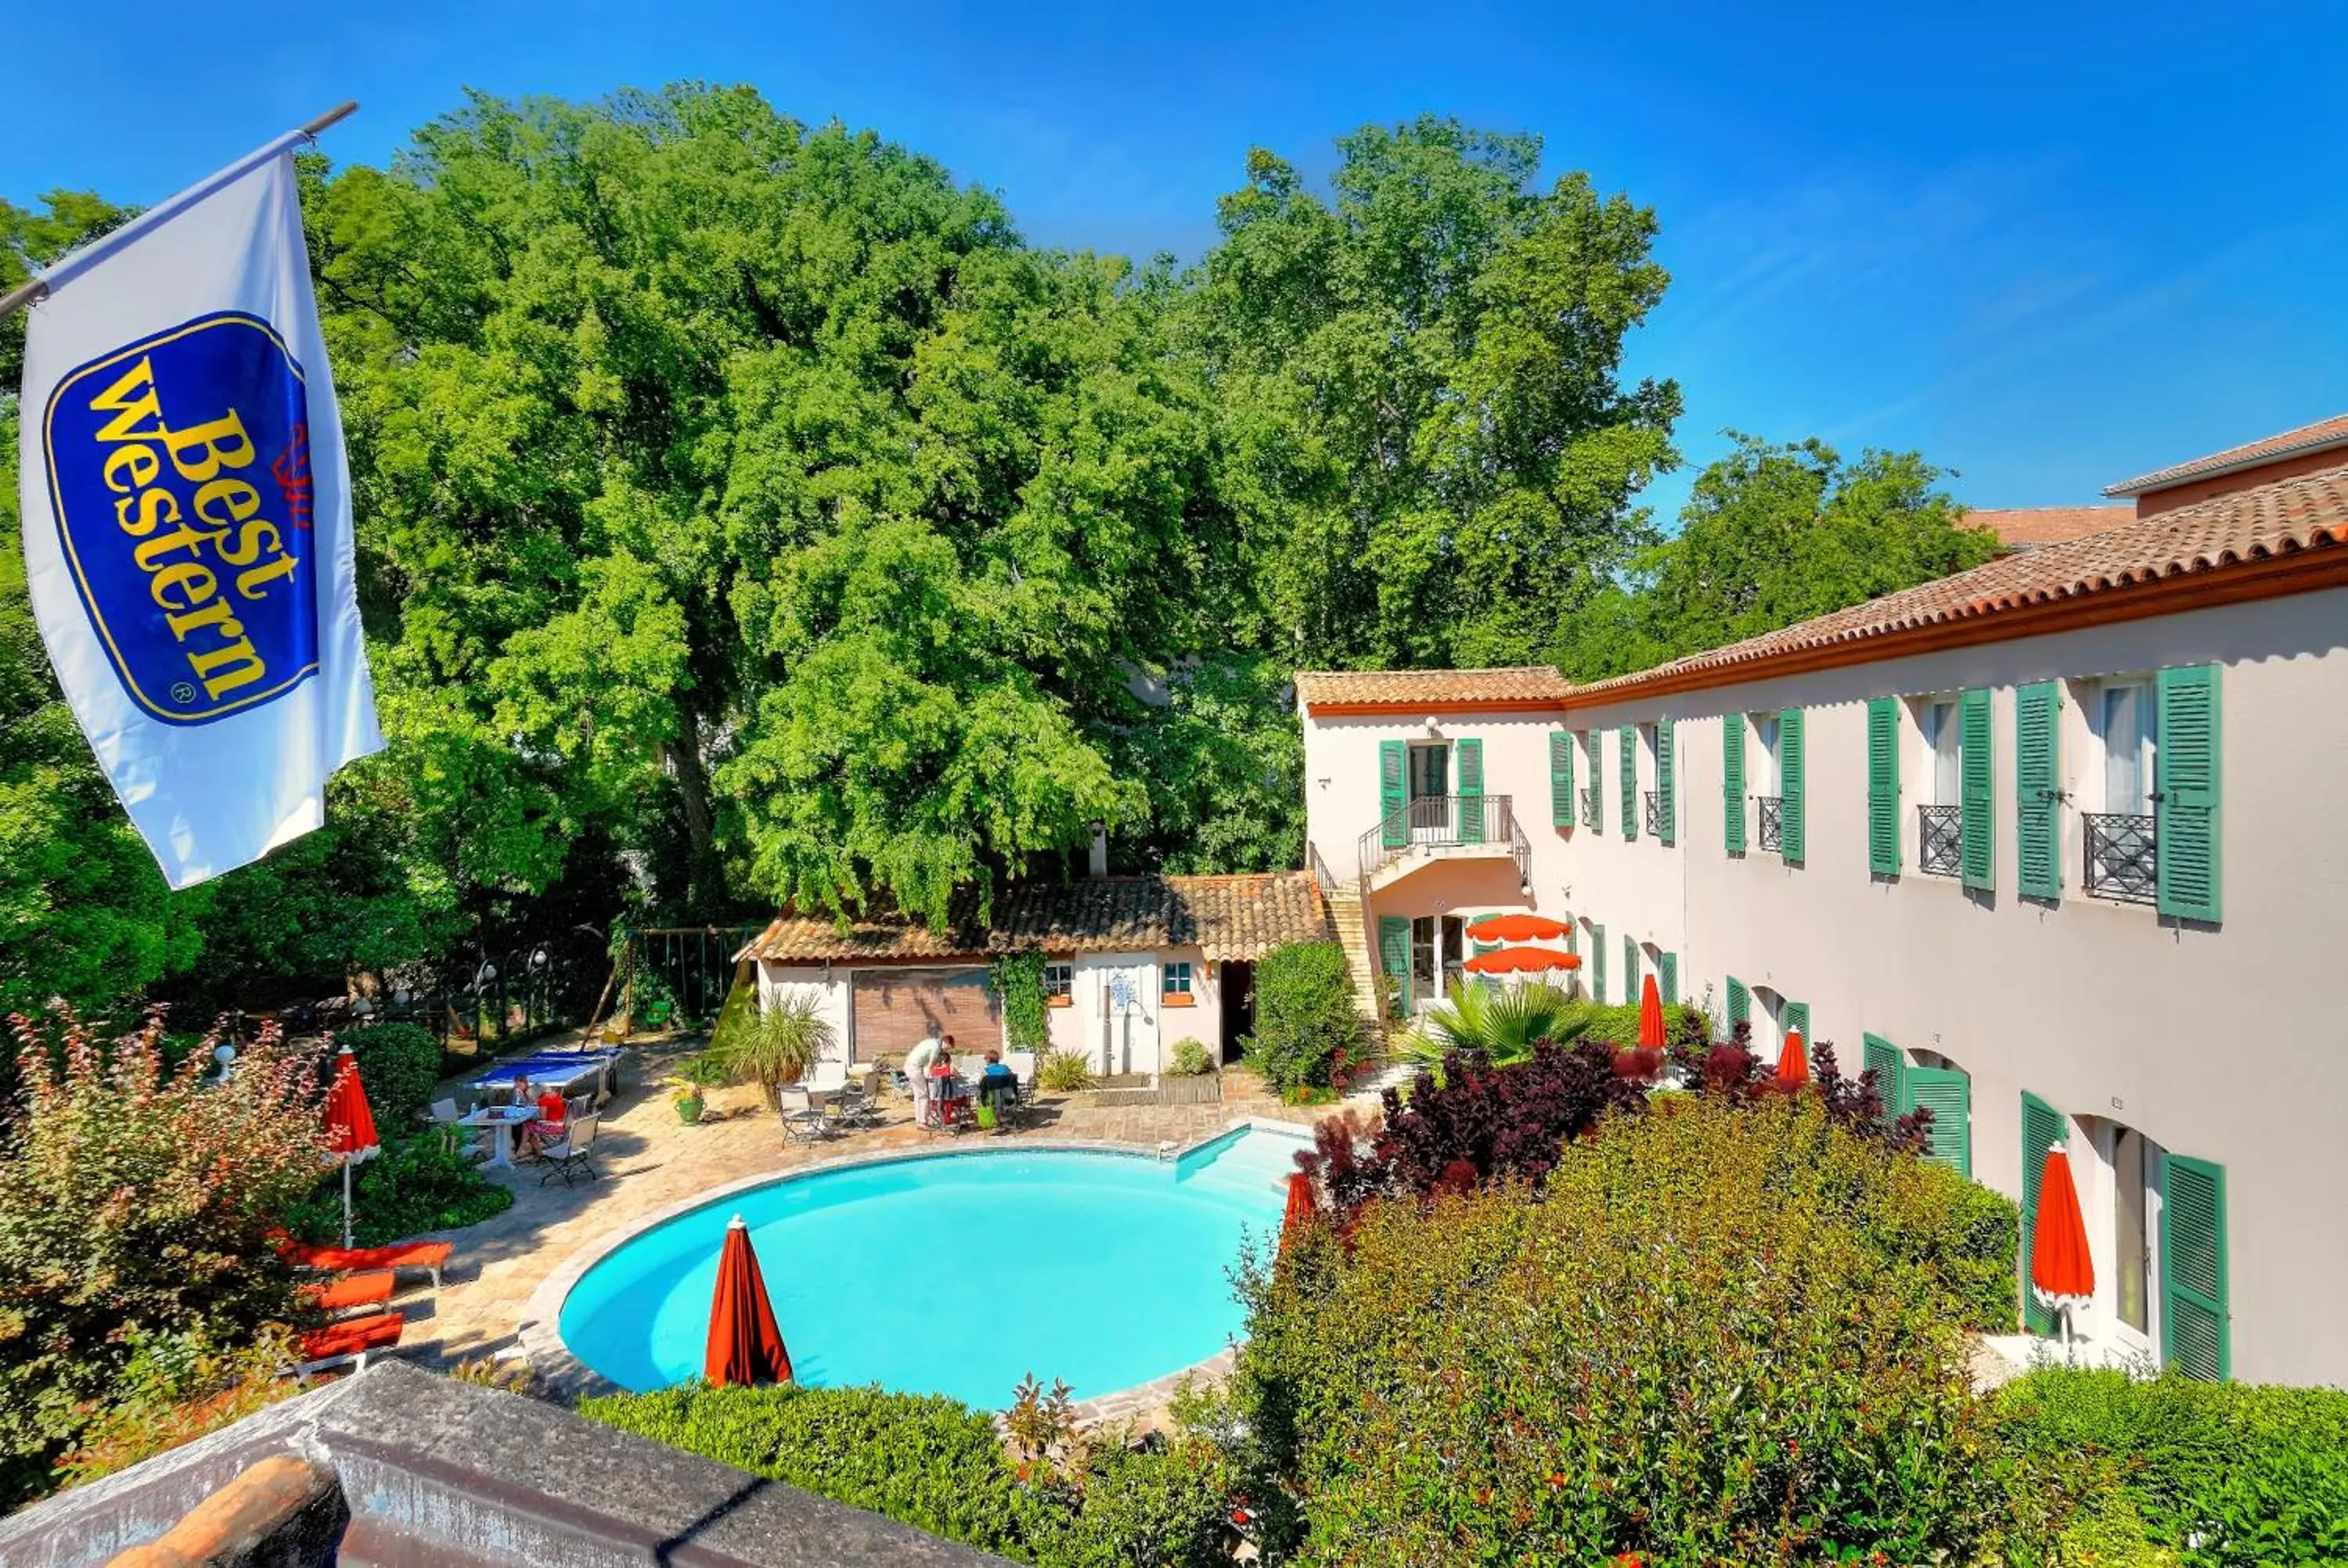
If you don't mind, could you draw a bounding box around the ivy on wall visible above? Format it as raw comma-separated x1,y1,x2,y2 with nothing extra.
989,951,1049,1050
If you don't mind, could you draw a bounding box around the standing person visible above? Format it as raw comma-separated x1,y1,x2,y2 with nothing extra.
901,1029,942,1126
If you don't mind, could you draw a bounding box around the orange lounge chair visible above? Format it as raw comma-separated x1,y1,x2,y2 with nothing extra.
283,1239,452,1290
299,1268,397,1315
292,1311,405,1381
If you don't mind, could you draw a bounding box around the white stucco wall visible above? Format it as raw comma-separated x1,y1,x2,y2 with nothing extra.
1042,945,1223,1077
1302,710,1575,896
754,963,855,1063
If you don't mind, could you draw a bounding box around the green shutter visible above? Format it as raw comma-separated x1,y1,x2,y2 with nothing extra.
1377,915,1410,1012
1471,940,1500,957
1726,976,1748,1030
1592,924,1608,1003
1623,936,1639,1004
2161,1154,2230,1381
1583,732,1603,831
1782,1001,1810,1042
2016,682,2062,900
1657,720,1676,846
1457,737,1486,840
1550,731,1575,827
1723,716,1747,854
1778,709,1806,862
1619,728,1638,838
1867,697,1900,876
1658,951,1677,1005
1904,1066,1972,1178
1861,1033,1906,1117
1960,689,1994,890
1379,740,1408,850
2156,665,2223,922
2019,1091,2066,1335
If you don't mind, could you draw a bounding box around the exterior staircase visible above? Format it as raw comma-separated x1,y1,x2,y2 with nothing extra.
1322,879,1406,1101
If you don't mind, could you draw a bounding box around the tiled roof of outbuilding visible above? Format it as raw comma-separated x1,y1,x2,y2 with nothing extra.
1967,505,2132,549
1567,463,2348,699
2105,413,2348,496
739,872,1331,965
1294,665,1573,711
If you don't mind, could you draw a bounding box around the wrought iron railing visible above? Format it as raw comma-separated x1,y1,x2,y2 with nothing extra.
2084,812,2158,903
1644,790,1663,837
1756,795,1784,853
1579,786,1599,827
1308,840,1338,894
1918,804,1961,877
1356,794,1522,891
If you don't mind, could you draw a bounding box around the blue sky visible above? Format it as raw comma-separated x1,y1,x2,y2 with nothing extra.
9,0,2343,520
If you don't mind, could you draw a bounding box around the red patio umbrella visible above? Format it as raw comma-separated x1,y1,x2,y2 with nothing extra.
2030,1144,2096,1350
322,1045,380,1250
1462,947,1583,975
706,1216,794,1386
1280,1171,1313,1252
1774,1029,1810,1088
1637,973,1666,1052
1464,913,1572,943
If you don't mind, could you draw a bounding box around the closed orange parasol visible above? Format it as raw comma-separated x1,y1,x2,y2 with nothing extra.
2030,1144,2096,1349
1280,1171,1313,1251
1775,1029,1810,1088
706,1216,794,1386
1464,913,1572,943
322,1045,380,1249
1462,947,1582,975
1637,973,1666,1052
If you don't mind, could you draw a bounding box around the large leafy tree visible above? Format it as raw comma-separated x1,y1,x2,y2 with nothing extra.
1179,117,1682,669
1555,434,2001,681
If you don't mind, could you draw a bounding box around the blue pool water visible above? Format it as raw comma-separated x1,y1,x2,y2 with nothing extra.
558,1128,1305,1408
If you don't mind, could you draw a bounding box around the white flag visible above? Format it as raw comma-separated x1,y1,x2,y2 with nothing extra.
16,141,381,888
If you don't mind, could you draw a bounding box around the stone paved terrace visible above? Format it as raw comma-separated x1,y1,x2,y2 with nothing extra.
383,1034,1321,1386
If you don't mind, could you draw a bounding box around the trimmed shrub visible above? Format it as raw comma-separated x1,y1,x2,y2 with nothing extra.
1241,941,1359,1094
1240,1094,2063,1565
341,1021,441,1130
1167,1038,1212,1077
1995,1366,2348,1566
581,1382,1233,1566
289,1127,513,1247
1035,1049,1096,1093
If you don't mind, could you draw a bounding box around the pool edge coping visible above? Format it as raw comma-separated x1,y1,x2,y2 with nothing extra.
516,1113,1320,1412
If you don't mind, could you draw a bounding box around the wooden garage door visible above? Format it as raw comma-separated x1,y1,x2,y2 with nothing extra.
852,968,1002,1060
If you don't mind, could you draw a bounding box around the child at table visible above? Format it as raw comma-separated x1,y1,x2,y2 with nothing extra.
927,1045,960,1128
519,1077,567,1159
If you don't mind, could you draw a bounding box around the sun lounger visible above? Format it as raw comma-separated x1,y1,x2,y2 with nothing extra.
300,1268,396,1315
292,1311,405,1380
283,1238,453,1290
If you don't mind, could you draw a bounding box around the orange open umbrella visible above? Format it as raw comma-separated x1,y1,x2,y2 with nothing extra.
1774,1030,1810,1088
2030,1144,2095,1350
322,1045,380,1250
1280,1171,1313,1252
1637,973,1666,1052
706,1215,794,1386
1462,947,1582,975
1464,913,1572,943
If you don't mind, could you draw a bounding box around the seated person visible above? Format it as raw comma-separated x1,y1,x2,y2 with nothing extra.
977,1049,1019,1131
520,1078,567,1158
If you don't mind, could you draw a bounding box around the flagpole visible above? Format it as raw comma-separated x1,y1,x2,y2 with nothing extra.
0,101,358,324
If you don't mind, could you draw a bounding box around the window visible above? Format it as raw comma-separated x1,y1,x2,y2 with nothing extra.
1924,699,1961,806
1408,742,1449,800
2097,682,2157,814
1161,961,1193,1005
2086,679,2160,904
1043,963,1073,1006
1410,915,1437,1005
1752,714,1781,795
1407,915,1468,1007
2114,1125,2150,1335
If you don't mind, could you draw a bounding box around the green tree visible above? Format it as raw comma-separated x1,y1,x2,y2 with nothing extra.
1117,657,1304,876
1179,117,1681,670
1557,433,2000,681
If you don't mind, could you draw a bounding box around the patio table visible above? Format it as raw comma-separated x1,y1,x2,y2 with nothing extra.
458,1104,537,1170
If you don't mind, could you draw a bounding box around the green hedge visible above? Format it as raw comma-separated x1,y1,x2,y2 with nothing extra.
1242,941,1360,1093
289,1127,512,1247
581,1382,1231,1567
341,1022,441,1130
1554,997,1705,1048
1996,1367,2348,1566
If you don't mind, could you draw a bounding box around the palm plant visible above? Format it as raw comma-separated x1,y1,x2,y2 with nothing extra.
708,995,834,1109
1403,980,1588,1070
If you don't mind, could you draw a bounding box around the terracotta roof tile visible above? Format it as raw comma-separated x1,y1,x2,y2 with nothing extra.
740,873,1331,965
2105,413,2348,496
1967,504,2133,548
1569,462,2348,699
1295,665,1573,711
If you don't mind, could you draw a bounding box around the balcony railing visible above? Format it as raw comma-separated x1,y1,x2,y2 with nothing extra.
1644,790,1663,837
2084,812,2157,903
1356,794,1527,894
1918,804,1961,877
1579,786,1599,828
1756,795,1784,853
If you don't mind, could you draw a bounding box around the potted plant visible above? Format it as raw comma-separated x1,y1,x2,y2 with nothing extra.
668,1056,726,1124
708,996,834,1111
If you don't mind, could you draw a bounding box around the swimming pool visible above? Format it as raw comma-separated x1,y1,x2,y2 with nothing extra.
555,1126,1305,1408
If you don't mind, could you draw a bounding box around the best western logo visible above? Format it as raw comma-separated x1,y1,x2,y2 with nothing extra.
42,312,319,725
